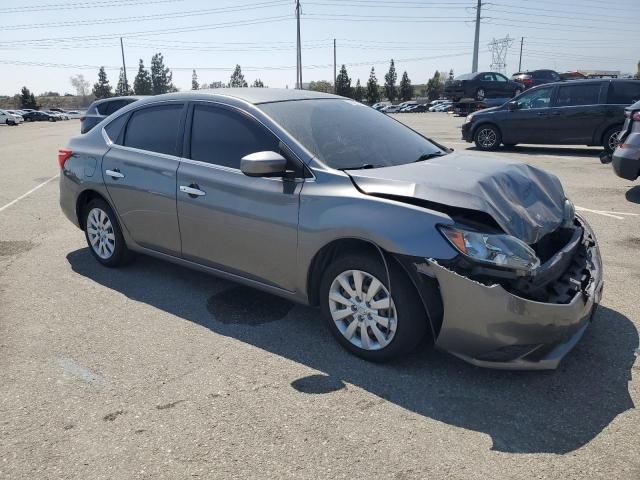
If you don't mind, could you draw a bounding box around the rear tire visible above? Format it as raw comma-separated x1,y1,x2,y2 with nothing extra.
319,252,428,362
474,124,501,150
603,126,622,153
83,198,132,268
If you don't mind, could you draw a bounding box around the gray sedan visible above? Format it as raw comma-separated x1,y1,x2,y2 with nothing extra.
58,89,603,369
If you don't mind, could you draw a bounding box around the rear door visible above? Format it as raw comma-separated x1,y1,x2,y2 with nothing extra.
493,73,512,97
478,72,497,97
500,85,555,144
547,82,605,144
101,102,186,255
176,102,302,291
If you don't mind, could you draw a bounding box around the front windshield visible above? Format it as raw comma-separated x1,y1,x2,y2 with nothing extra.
259,99,444,170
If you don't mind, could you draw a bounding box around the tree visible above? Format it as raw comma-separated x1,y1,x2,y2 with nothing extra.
92,66,112,99
133,59,152,95
191,69,199,90
229,64,248,87
204,80,224,89
150,53,175,94
384,59,397,102
335,64,352,98
449,69,454,80
115,68,131,96
308,80,332,93
366,67,380,104
252,78,265,88
19,87,37,109
42,91,60,97
426,70,445,101
353,79,364,102
399,71,413,101
69,74,90,97
636,61,640,80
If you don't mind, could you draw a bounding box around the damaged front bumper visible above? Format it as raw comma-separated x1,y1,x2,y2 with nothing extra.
422,217,603,370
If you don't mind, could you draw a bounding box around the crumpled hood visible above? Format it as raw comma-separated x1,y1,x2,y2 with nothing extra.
346,152,566,244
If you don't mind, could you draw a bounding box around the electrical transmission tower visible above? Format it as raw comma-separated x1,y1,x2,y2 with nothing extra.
487,36,513,74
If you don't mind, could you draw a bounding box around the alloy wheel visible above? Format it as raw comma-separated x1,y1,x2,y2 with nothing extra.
86,208,116,259
328,269,397,351
476,88,485,100
477,128,497,148
608,130,621,151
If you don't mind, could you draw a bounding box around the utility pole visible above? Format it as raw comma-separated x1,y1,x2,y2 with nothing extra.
518,36,524,72
120,37,128,92
333,38,337,94
472,0,481,73
295,0,302,89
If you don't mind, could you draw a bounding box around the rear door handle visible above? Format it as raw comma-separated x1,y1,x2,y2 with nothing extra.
180,185,206,197
536,112,548,116
105,169,125,179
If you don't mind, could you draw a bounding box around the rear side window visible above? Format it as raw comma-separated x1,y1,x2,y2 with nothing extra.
556,84,601,106
104,114,128,143
189,104,279,169
123,104,183,156
103,100,128,115
608,82,640,104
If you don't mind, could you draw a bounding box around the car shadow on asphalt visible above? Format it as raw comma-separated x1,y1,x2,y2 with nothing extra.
67,248,637,455
626,185,640,204
466,145,602,158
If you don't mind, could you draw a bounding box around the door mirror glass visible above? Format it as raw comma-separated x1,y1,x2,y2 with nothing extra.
240,151,287,177
507,100,519,110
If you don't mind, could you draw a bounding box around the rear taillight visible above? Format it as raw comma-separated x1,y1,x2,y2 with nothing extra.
79,116,85,121
522,78,534,86
634,112,640,121
58,149,73,168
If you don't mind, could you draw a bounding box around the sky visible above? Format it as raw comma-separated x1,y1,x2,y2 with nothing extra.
1,0,639,96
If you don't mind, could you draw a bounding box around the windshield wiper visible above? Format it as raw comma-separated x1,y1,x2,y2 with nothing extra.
342,164,376,171
414,151,447,162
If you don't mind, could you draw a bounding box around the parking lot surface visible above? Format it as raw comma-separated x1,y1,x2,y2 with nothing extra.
1,117,638,479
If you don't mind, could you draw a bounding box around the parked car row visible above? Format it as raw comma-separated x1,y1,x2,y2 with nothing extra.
0,107,85,125
461,78,640,153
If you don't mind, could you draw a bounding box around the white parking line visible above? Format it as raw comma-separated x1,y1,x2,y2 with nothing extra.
0,174,59,213
576,206,640,220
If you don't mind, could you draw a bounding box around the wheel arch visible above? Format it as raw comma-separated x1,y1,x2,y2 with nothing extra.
600,123,624,146
75,189,113,230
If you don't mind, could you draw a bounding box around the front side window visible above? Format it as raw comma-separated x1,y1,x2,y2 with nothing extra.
556,84,601,106
480,73,495,82
123,103,183,156
189,104,279,169
516,86,553,110
259,99,445,170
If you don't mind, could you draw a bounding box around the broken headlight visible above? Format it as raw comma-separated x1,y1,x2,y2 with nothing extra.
439,226,540,274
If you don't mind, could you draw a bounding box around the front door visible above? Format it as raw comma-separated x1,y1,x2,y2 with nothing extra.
102,102,186,255
501,85,555,144
176,103,301,291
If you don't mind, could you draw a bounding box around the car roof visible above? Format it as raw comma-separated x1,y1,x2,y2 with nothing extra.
131,88,340,107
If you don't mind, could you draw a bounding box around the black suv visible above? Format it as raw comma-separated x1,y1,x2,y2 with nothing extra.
511,70,561,89
461,79,640,151
445,72,524,101
81,96,144,133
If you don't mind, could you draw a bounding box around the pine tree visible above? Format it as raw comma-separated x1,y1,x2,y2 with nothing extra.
252,78,265,87
426,70,444,101
308,80,332,93
192,69,199,90
353,79,364,102
229,65,248,87
115,68,130,96
133,59,152,95
449,69,454,80
399,71,413,101
635,61,640,80
335,64,352,98
19,87,37,109
92,66,112,99
384,59,397,102
150,53,175,94
366,67,380,104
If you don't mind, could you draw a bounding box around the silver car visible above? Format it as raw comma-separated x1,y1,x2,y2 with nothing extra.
58,89,603,369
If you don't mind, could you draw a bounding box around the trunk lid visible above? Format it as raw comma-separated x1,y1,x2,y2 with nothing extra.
346,153,566,244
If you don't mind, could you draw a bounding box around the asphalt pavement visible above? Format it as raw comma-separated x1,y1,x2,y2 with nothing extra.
0,116,638,479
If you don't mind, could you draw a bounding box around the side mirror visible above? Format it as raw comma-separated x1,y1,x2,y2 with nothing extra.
507,101,519,111
240,151,287,177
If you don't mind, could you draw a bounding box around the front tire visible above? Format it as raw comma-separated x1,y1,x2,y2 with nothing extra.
319,252,428,362
476,88,485,100
474,124,501,150
83,198,131,267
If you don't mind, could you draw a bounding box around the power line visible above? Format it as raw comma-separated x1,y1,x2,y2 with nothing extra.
0,0,185,13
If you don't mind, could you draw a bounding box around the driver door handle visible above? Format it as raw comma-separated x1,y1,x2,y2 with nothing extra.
105,169,125,179
180,184,206,197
